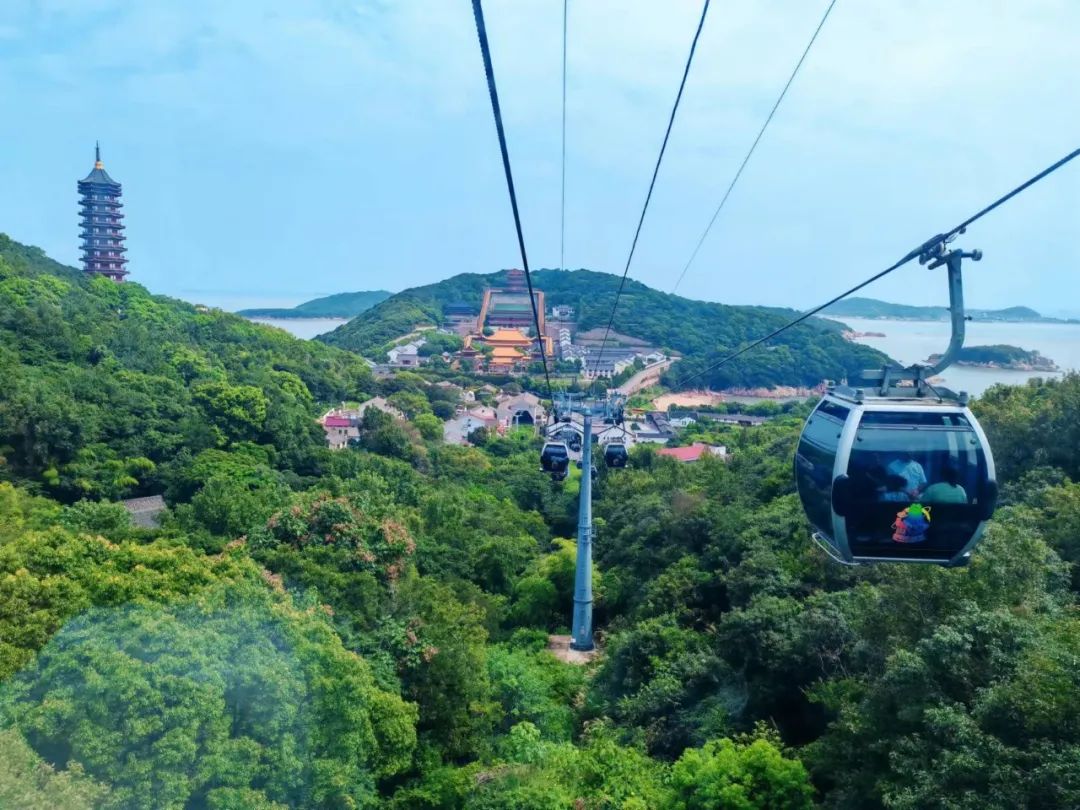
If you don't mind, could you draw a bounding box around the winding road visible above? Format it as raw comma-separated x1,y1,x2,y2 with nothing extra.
615,358,675,396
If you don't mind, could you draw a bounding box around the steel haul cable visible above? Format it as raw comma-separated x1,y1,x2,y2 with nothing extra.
677,146,1080,388
471,0,555,411
589,0,711,379
671,0,838,294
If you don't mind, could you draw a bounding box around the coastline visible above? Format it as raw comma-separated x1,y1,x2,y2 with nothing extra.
238,313,352,321
244,316,348,340
834,317,1076,396
833,315,1080,326
950,360,1060,372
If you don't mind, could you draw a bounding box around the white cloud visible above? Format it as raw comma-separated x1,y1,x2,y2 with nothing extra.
0,0,1076,310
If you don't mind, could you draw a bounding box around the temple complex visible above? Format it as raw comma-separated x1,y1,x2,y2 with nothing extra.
481,327,533,373
477,269,545,332
441,269,556,374
461,326,553,374
78,143,128,281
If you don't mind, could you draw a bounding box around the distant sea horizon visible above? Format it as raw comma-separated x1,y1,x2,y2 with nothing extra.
170,290,335,312
165,290,349,339
831,317,1080,397
247,317,347,340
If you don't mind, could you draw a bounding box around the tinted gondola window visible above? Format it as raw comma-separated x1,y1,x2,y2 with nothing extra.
541,442,570,473
845,416,988,559
795,403,848,535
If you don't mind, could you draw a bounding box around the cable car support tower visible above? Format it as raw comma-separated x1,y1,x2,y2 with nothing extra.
550,391,626,651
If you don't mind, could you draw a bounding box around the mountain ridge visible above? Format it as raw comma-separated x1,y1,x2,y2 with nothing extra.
318,268,890,389
823,296,1077,323
237,290,392,319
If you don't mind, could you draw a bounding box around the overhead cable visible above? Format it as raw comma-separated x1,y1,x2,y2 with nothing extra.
471,0,555,403
589,0,711,377
671,0,837,294
677,146,1080,387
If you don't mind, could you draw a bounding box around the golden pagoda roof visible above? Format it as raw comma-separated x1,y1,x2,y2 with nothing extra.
491,346,525,361
484,328,533,347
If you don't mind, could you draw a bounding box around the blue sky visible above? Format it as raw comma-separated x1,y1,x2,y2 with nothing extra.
1,0,1078,314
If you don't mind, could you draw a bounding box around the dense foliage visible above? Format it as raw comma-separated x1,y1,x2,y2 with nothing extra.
237,290,392,319
319,269,887,389
3,236,1080,808
0,233,375,501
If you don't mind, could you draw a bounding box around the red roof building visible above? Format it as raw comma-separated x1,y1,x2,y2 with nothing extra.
656,442,727,463
320,411,361,450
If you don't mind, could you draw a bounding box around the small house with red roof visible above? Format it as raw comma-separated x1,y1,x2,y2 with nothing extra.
321,413,359,450
656,442,728,463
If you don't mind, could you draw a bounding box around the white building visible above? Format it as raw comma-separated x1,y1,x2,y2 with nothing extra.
582,356,634,379
443,412,500,445
387,338,427,366
355,397,405,420
496,392,545,429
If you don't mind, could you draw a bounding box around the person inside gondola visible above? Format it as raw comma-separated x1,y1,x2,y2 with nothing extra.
881,473,911,502
921,463,968,503
852,464,886,501
886,452,927,499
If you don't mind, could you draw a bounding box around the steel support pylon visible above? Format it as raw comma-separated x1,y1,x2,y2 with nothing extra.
570,411,594,651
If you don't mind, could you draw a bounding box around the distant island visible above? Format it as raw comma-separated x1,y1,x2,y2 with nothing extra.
237,290,392,319
928,344,1059,372
824,296,1078,324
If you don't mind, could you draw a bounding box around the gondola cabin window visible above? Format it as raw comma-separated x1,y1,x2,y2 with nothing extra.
794,400,848,537
845,410,990,560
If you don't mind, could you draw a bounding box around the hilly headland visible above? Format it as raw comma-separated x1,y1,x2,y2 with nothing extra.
236,289,392,319
824,295,1078,323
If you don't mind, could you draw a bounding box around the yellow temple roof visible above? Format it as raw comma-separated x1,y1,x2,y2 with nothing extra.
485,328,533,347
491,346,525,361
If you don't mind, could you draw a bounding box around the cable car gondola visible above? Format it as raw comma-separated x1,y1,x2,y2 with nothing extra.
794,243,998,566
600,403,625,426
795,388,996,566
540,441,570,479
552,426,582,452
603,440,629,469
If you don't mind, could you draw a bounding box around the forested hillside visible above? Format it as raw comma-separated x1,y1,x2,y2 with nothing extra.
0,233,375,502
3,235,1080,809
319,269,888,389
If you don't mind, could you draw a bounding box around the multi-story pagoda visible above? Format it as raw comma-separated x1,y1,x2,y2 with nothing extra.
78,143,128,281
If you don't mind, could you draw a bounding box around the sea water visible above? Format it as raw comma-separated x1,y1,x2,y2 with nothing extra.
830,317,1080,397
246,318,348,340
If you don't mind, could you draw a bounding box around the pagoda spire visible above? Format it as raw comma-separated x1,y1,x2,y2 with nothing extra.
78,143,128,282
